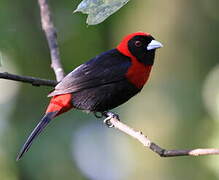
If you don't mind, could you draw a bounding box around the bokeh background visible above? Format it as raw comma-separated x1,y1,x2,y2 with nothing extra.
0,0,219,179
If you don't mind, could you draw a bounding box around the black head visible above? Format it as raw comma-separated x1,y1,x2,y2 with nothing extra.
117,32,163,65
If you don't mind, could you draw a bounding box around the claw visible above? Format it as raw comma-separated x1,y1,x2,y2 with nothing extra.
103,117,114,128
102,112,120,128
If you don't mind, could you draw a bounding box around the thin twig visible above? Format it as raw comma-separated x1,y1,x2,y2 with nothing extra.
0,72,57,87
2,70,218,157
1,0,217,159
38,0,65,81
107,116,219,157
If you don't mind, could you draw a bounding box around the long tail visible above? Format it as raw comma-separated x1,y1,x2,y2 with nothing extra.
16,93,73,161
16,112,58,161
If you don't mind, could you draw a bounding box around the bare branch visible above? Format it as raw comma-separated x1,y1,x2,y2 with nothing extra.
38,0,65,81
0,72,57,87
1,0,217,159
107,116,219,157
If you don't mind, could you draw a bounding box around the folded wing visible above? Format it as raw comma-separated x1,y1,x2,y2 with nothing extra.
48,49,131,97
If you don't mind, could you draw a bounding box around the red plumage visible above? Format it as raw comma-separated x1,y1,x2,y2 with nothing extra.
46,94,73,116
117,32,153,89
16,32,163,160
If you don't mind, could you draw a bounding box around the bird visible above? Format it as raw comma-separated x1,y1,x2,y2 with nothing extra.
16,32,163,160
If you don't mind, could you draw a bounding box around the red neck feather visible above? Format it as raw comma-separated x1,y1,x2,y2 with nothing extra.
116,32,152,89
116,32,150,58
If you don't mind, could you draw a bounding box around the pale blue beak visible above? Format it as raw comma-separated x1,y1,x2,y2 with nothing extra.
147,40,163,50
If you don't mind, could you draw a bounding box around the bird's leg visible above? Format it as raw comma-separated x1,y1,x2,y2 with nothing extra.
102,112,120,128
94,112,104,118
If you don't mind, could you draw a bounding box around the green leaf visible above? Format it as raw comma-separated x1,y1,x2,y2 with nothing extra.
74,0,130,25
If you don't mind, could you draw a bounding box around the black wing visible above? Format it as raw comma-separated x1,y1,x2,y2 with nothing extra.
48,49,131,97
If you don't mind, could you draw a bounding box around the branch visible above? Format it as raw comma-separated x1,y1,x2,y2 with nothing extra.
38,0,65,81
0,72,57,87
106,116,219,157
3,71,219,157
2,0,217,159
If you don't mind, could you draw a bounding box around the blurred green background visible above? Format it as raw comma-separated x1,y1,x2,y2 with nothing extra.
0,0,219,179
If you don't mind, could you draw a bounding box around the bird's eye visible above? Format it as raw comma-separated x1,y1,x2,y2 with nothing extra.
135,41,142,47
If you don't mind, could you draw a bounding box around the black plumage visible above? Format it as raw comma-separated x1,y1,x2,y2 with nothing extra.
16,32,163,161
48,49,141,112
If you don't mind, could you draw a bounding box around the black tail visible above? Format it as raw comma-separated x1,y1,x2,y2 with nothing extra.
16,111,58,161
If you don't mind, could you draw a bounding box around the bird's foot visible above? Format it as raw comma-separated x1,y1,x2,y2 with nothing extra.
94,112,104,118
102,112,120,128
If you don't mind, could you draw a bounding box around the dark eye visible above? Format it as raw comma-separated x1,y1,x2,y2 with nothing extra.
135,41,142,47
